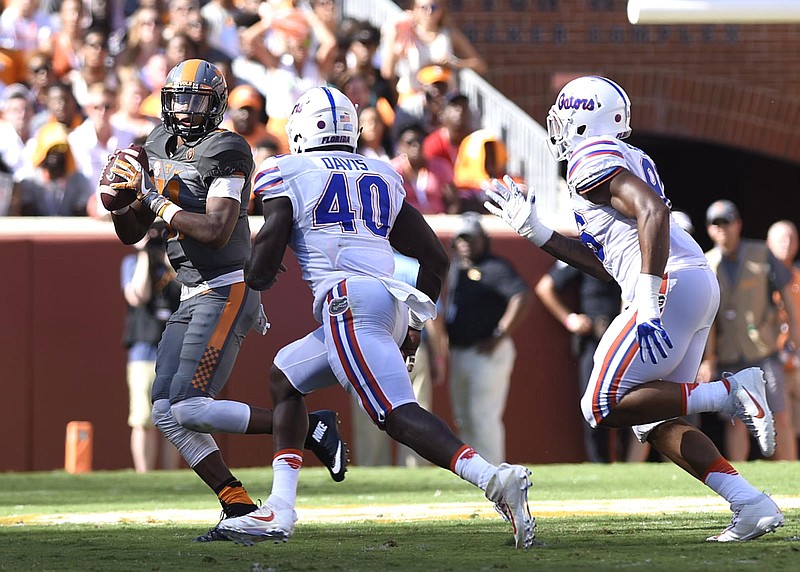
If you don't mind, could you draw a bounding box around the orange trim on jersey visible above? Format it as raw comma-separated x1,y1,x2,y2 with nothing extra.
209,282,246,350
167,178,181,204
181,59,201,83
592,312,637,424
701,456,739,482
577,166,624,195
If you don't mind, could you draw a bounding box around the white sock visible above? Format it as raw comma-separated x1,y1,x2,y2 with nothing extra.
451,445,497,490
682,379,732,415
270,449,303,507
702,456,762,505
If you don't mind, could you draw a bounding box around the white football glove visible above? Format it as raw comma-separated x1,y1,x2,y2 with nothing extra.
483,175,553,246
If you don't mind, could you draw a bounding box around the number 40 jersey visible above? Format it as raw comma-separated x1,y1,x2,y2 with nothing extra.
566,136,707,304
253,150,432,323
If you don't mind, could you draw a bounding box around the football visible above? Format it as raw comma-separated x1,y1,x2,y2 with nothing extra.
99,145,148,211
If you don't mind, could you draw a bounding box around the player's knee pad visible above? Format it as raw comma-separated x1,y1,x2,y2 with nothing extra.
151,398,218,467
172,396,250,434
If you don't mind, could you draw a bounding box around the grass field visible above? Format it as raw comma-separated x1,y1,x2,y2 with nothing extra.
1,462,798,571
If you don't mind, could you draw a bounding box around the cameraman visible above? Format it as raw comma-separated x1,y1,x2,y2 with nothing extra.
121,221,181,472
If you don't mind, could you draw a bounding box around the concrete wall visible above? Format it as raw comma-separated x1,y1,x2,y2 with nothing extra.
0,216,585,472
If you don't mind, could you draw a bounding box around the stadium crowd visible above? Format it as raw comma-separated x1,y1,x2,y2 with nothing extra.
0,0,505,218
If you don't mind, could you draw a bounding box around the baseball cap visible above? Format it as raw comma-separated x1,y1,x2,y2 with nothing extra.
417,64,452,87
455,212,486,239
228,85,263,110
705,199,740,225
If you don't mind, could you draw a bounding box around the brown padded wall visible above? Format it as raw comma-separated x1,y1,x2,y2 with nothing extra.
0,220,584,472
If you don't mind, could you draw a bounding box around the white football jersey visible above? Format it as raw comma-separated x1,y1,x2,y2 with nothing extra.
566,136,707,303
254,150,435,322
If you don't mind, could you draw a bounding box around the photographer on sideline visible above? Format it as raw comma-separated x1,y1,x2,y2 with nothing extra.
121,221,181,472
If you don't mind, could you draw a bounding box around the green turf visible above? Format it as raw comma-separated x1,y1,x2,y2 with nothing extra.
1,462,798,571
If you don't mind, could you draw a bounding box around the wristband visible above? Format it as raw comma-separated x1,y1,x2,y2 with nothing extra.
159,202,183,226
635,273,662,322
408,309,425,331
527,226,553,247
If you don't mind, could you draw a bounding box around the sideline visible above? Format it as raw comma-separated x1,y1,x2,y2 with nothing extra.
3,496,799,526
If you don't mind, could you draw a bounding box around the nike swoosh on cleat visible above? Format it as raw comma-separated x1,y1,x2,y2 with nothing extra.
251,512,275,523
331,443,342,474
742,387,766,419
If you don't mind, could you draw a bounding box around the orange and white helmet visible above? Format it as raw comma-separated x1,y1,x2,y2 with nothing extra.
161,59,228,138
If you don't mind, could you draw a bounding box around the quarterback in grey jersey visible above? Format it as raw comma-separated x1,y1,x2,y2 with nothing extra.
107,59,346,542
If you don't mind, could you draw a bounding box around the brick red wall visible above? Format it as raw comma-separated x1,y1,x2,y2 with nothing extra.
443,0,800,164
0,218,584,472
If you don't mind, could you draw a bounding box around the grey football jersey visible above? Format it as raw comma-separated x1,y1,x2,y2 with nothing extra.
145,125,255,287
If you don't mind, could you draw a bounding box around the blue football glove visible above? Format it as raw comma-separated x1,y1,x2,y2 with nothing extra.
636,318,673,364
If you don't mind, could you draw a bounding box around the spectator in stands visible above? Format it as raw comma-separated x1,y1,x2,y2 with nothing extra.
115,6,166,85
391,121,457,214
139,52,170,118
29,82,83,137
184,10,232,67
237,6,335,152
221,83,274,150
423,91,472,169
51,0,86,80
0,0,54,65
201,0,242,60
699,199,799,461
346,21,397,108
12,121,91,216
121,222,182,473
25,50,57,114
437,212,532,465
766,220,800,459
164,32,198,73
248,136,281,216
416,63,453,132
380,0,486,115
111,76,159,140
72,83,136,219
536,259,623,463
0,83,35,175
65,27,117,108
164,0,201,42
452,129,509,214
357,105,392,163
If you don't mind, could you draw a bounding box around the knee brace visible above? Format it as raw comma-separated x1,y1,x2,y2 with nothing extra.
151,398,218,467
171,396,251,434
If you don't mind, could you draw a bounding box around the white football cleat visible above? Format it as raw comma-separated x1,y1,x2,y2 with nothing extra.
707,493,784,542
217,497,297,545
485,463,535,549
722,367,776,457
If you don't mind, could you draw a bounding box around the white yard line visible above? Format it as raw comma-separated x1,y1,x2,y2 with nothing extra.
3,496,799,526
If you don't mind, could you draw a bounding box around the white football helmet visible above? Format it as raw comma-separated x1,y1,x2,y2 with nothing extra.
286,86,359,153
546,76,631,162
